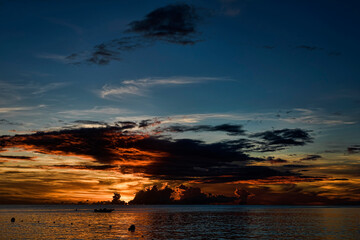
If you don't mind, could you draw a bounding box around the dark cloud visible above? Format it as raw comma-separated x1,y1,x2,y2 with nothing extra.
73,120,108,126
248,184,360,205
119,136,291,182
260,45,342,57
328,51,342,56
67,36,150,65
86,43,122,65
54,164,119,171
139,118,162,128
67,4,203,65
163,123,245,135
283,164,310,168
0,155,33,160
250,128,313,152
266,156,288,164
195,166,298,184
295,45,323,51
114,121,137,130
0,124,310,184
347,145,360,154
2,127,146,164
300,154,322,161
294,45,342,56
113,119,161,130
0,119,22,126
126,4,201,45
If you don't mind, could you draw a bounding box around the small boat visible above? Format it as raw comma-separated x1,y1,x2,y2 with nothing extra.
94,208,114,213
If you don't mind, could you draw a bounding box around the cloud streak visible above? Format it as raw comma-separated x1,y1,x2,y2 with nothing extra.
249,128,313,152
0,80,68,106
300,154,322,161
162,123,245,136
295,45,323,51
0,105,46,114
99,76,226,99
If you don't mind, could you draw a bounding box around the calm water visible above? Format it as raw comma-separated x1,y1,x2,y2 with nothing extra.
0,205,359,239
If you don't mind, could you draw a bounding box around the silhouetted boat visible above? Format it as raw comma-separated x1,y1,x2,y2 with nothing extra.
94,208,114,213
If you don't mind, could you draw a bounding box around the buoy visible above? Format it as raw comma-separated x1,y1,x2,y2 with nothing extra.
128,224,135,232
11,217,15,223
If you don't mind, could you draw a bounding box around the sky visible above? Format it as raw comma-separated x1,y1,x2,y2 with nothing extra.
0,0,359,204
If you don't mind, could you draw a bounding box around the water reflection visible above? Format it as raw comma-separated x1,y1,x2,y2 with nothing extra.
0,205,359,239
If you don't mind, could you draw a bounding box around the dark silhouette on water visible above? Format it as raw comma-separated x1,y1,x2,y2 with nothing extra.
129,185,174,205
235,188,253,204
11,217,15,222
128,224,135,232
112,192,126,205
129,185,239,205
94,208,114,213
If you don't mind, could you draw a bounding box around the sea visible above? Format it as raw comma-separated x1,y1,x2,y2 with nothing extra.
0,205,359,239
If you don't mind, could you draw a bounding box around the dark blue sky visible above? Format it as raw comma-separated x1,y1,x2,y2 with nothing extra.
1,0,359,143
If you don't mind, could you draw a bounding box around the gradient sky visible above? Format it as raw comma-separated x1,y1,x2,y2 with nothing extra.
0,0,359,204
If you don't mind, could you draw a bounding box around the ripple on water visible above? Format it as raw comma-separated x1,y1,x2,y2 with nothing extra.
0,205,359,240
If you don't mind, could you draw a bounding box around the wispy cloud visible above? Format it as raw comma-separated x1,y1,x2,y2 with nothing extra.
347,145,360,154
300,154,322,161
295,45,323,51
32,82,69,95
162,123,246,136
0,80,69,103
36,53,69,63
280,108,356,125
100,85,143,98
19,71,53,78
0,119,22,126
108,108,355,128
45,17,84,35
99,76,227,99
58,107,132,118
0,105,46,114
291,45,342,56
